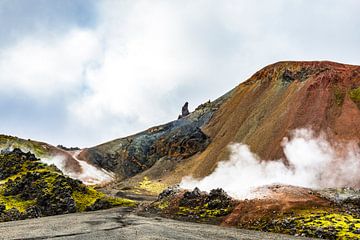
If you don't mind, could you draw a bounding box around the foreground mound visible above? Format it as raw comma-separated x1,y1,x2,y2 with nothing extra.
148,186,360,239
146,187,235,224
0,149,135,222
0,135,114,185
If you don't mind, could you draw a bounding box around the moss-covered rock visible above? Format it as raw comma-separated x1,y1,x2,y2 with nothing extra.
0,149,135,222
176,188,233,219
255,210,360,239
0,135,49,158
150,187,234,224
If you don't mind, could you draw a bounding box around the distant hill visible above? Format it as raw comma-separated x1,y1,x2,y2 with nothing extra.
0,135,115,185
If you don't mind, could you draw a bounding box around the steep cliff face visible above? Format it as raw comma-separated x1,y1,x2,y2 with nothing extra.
81,61,360,188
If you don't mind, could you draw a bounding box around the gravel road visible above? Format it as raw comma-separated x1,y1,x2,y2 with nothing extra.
0,207,314,240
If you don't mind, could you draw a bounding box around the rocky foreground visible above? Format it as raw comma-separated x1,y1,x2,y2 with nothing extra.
0,207,309,240
144,186,360,239
0,149,135,222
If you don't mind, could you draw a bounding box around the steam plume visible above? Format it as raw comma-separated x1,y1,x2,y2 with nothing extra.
42,151,114,185
180,129,360,199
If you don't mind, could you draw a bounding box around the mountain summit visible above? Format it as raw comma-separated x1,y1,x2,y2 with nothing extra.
78,61,360,190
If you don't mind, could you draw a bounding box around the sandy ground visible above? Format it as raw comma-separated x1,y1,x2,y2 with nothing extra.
0,207,315,240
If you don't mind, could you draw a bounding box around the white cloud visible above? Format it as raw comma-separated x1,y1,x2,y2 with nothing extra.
0,0,359,146
0,30,99,98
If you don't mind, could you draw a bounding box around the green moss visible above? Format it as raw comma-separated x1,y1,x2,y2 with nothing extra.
156,200,169,210
106,196,136,207
349,87,360,108
297,211,360,239
0,135,49,158
177,205,232,218
0,187,35,212
0,173,24,185
0,149,135,221
137,176,167,194
266,210,360,239
72,188,136,211
334,88,345,106
72,188,105,211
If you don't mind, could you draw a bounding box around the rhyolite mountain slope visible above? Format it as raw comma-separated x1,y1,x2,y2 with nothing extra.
77,92,232,185
179,61,360,179
70,61,360,190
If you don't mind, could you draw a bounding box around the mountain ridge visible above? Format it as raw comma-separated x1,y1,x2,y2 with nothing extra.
73,61,359,193
2,61,359,193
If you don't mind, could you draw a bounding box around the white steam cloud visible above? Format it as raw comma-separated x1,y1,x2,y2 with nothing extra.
41,151,114,185
180,129,360,199
0,144,113,185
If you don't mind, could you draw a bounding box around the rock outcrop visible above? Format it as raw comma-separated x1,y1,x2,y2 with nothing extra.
149,187,234,224
78,93,230,181
178,102,190,119
0,149,135,222
150,185,360,239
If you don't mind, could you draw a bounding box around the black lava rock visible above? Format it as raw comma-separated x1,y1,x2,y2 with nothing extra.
85,199,112,211
0,204,5,213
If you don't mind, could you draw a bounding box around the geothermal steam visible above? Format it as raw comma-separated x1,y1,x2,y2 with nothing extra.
42,151,114,185
0,145,113,185
180,129,360,199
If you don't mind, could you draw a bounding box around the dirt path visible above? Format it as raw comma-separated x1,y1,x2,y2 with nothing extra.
0,207,315,240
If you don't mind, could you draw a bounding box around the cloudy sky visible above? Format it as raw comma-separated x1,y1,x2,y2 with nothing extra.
0,0,359,147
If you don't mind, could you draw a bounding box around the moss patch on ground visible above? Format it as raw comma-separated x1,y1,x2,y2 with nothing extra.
137,176,167,194
295,210,360,239
0,192,35,212
177,204,232,218
72,187,135,212
255,209,360,239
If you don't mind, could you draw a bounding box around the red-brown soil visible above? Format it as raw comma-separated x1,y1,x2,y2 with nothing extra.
170,61,360,181
222,185,331,227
